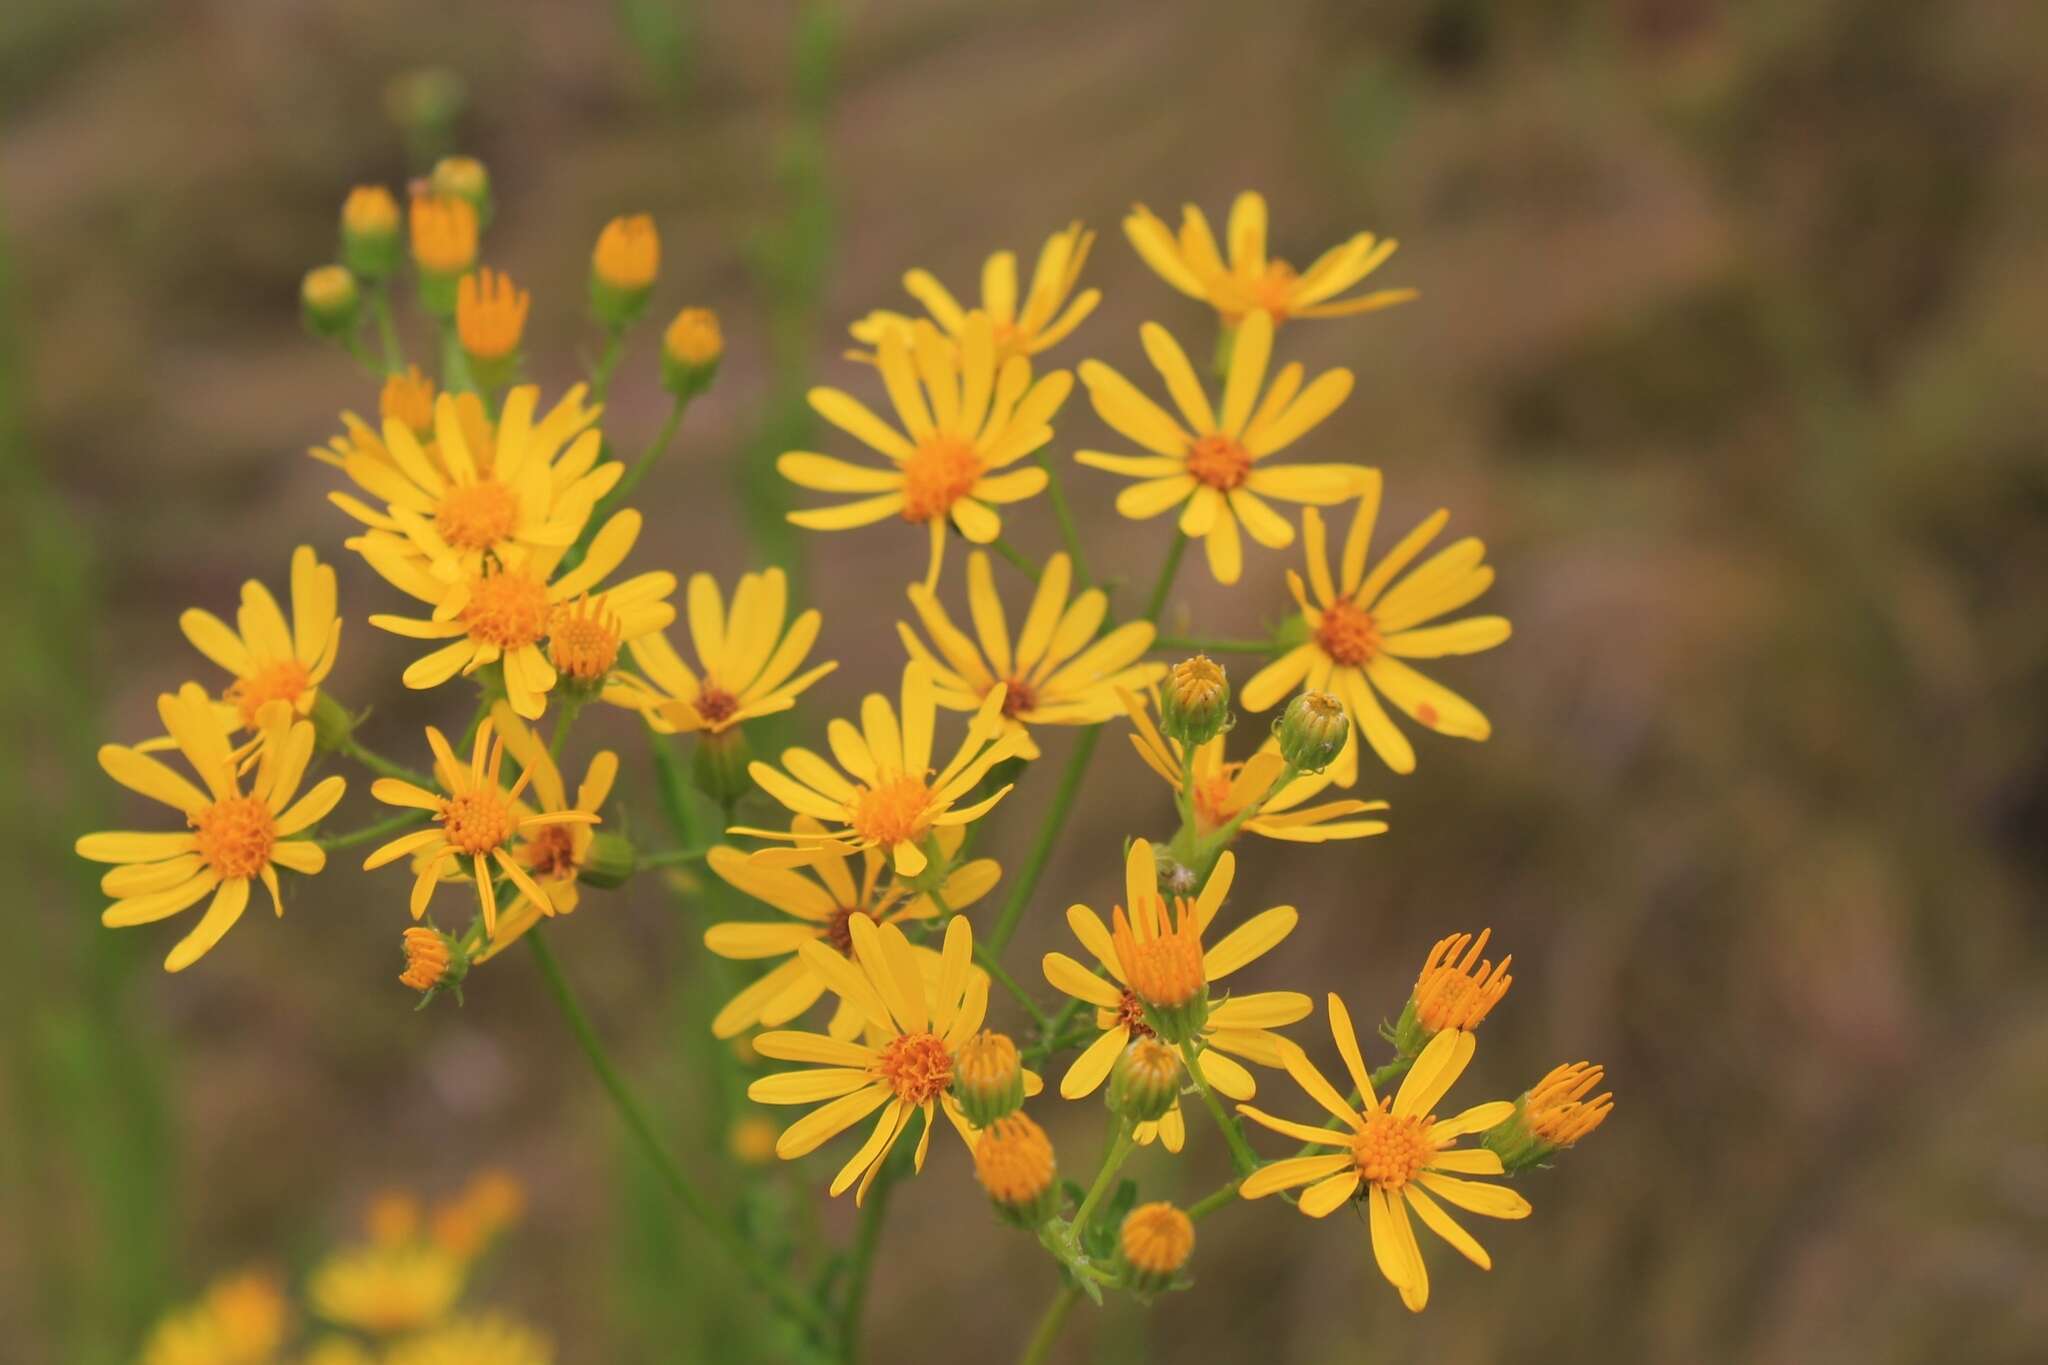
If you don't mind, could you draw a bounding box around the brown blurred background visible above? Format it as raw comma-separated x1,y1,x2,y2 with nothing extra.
5,1,2047,1361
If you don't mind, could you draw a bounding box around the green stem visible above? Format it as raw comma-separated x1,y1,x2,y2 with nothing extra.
525,931,830,1336
1187,1179,1239,1222
604,396,687,514
1140,530,1188,624
1069,1122,1135,1235
987,726,1099,954
436,318,476,394
315,810,427,852
548,697,583,762
338,736,432,787
975,943,1050,1031
1034,450,1093,588
990,535,1043,583
1179,1039,1260,1176
370,284,404,374
839,1154,898,1363
1018,1284,1082,1365
1154,635,1280,656
635,847,706,870
590,326,627,403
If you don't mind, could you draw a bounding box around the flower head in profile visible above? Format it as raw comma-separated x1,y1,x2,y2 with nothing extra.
1237,1003,1528,1312
779,313,1070,588
702,819,998,1038
746,916,1040,1202
79,685,344,972
1123,687,1389,844
899,549,1163,759
849,222,1100,363
1124,191,1415,326
364,507,673,720
1240,472,1509,780
361,718,600,937
733,661,1028,877
468,705,620,959
173,545,341,733
1077,312,1364,583
603,567,836,736
1042,840,1307,1150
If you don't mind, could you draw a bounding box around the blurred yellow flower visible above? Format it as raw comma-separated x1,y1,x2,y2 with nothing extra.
140,1269,287,1365
1240,472,1509,780
172,544,341,733
592,213,660,291
429,1169,526,1259
899,550,1162,760
383,1316,552,1365
409,193,477,275
779,313,1069,588
308,1242,465,1337
1076,311,1364,583
456,266,530,362
1124,191,1414,325
79,686,343,971
849,222,1099,362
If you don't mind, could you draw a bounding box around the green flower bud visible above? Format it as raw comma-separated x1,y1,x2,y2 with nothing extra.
952,1030,1025,1128
340,186,401,281
1118,1202,1194,1295
1274,689,1348,772
428,155,493,230
300,265,360,339
578,832,637,890
662,308,724,399
1107,1037,1181,1124
1159,656,1231,747
973,1113,1058,1228
696,727,754,809
309,691,357,754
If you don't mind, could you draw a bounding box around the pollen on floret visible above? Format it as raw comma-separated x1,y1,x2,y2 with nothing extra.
459,567,551,650
901,435,982,523
1526,1061,1613,1147
1120,1202,1195,1276
399,927,450,992
849,774,934,848
1352,1104,1437,1191
874,1031,953,1105
191,794,277,879
1315,598,1382,666
224,659,313,728
972,1112,1055,1207
1185,433,1253,491
547,595,622,682
380,366,436,436
435,479,520,552
1414,929,1512,1033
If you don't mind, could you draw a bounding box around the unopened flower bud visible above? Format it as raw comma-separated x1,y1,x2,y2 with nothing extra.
379,366,436,437
301,265,360,339
578,832,637,890
1483,1061,1613,1172
1118,1201,1194,1293
340,186,402,280
409,193,477,316
953,1030,1025,1128
591,214,660,328
1160,656,1230,746
309,691,357,753
972,1113,1058,1227
1393,928,1512,1054
428,155,493,228
662,307,723,398
456,266,529,388
1108,1037,1181,1123
399,926,466,999
1274,689,1348,773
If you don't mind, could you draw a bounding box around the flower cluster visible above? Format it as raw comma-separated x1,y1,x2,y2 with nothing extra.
92,161,1608,1354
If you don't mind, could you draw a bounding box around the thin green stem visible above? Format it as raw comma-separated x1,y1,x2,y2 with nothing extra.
1069,1122,1135,1235
369,284,404,374
975,942,1051,1031
315,810,427,852
635,847,706,870
525,931,830,1336
338,736,432,787
1179,1039,1260,1176
1154,635,1281,656
1140,530,1188,624
990,535,1042,583
839,1154,898,1364
604,396,687,513
589,326,628,403
1018,1284,1082,1365
1034,450,1093,588
548,697,583,762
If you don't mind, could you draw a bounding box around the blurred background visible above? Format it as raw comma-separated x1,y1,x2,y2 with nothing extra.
5,0,2046,1361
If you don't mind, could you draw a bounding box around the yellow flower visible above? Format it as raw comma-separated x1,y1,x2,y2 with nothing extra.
702,819,998,1038
746,916,1039,1201
592,213,660,291
1076,311,1364,583
429,1169,525,1259
307,366,446,474
410,193,477,275
1410,928,1511,1034
383,1316,552,1365
469,704,619,958
381,366,437,436
664,306,723,366
363,508,673,720
1042,840,1306,1151
779,313,1070,589
1523,1062,1614,1148
1121,687,1388,844
329,386,615,578
849,222,1100,362
603,567,836,735
361,717,601,937
1237,1009,1528,1312
899,549,1163,759
1124,191,1415,325
79,686,343,972
140,1269,287,1365
456,266,530,362
307,1242,465,1337
343,185,400,238
1239,472,1509,779
172,545,341,734
732,661,1028,877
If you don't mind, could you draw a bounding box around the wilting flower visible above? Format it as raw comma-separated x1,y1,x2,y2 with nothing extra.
1124,190,1414,326
898,550,1162,759
1076,311,1364,583
1042,840,1307,1150
174,544,341,732
1237,1005,1527,1312
732,661,1027,877
603,567,836,735
1240,472,1509,780
849,222,1099,362
1122,687,1389,844
702,819,997,1038
79,685,343,971
779,313,1069,588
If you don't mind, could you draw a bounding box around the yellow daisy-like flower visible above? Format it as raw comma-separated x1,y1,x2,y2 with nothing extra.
733,661,1028,877
1122,687,1388,844
848,222,1100,363
1076,311,1364,583
1124,190,1415,326
361,718,600,937
898,549,1163,760
703,818,999,1038
747,915,1040,1202
779,313,1070,589
140,1269,287,1365
1237,1008,1528,1312
1239,471,1509,780
602,567,836,735
173,544,341,733
383,1316,553,1365
307,1242,465,1337
333,386,616,579
308,367,451,479
364,508,673,720
79,685,344,972
1041,840,1307,1150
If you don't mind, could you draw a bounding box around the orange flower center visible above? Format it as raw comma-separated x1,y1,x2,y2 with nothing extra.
191,794,277,879
1185,434,1252,491
436,479,520,552
1352,1107,1436,1191
999,676,1037,718
1114,988,1157,1039
439,789,515,856
849,775,933,848
522,823,579,880
547,597,621,681
1117,899,1206,1008
460,568,551,650
696,686,740,726
224,659,312,728
1315,599,1381,667
874,1031,954,1104
990,318,1027,360
1250,259,1300,319
901,435,983,523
